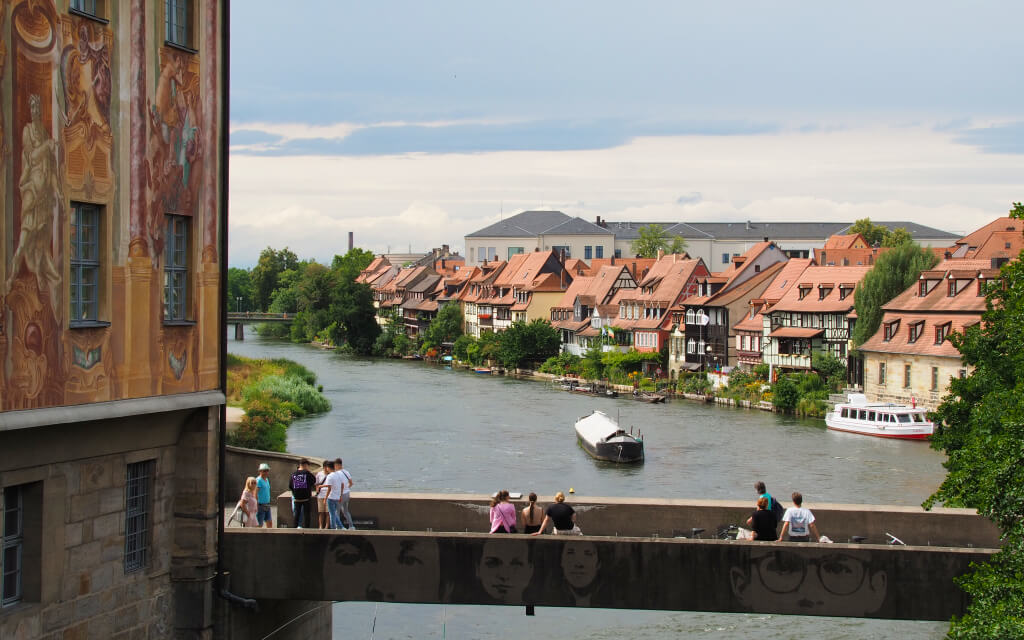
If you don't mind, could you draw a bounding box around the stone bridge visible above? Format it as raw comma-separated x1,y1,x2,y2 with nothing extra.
226,312,291,340
219,493,999,628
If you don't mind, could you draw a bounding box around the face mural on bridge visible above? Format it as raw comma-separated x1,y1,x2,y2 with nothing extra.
730,547,887,616
324,535,443,602
476,538,533,603
560,539,602,606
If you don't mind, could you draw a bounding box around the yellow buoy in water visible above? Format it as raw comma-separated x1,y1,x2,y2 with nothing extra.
569,487,575,494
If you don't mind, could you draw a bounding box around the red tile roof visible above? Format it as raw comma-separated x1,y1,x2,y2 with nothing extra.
769,327,824,338
769,266,870,313
858,312,979,357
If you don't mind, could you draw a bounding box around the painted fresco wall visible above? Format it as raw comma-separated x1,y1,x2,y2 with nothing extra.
0,0,222,411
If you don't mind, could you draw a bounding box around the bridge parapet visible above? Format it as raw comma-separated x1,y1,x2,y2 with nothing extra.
223,529,993,620
273,492,1001,549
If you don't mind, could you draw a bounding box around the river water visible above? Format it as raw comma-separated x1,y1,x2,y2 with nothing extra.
229,327,949,639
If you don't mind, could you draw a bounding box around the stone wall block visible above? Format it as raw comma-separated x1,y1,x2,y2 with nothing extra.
73,591,103,621
82,460,114,492
87,611,117,639
93,512,123,540
65,522,83,547
100,536,124,563
90,563,115,593
41,601,75,633
99,486,126,515
62,621,89,640
69,491,99,523
67,540,102,573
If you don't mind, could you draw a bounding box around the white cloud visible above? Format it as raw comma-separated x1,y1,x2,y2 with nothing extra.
228,125,1024,266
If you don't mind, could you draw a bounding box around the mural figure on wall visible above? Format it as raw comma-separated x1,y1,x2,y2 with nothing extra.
475,538,534,604
729,547,887,616
59,18,112,202
559,539,606,606
323,535,448,603
147,51,201,256
8,93,64,320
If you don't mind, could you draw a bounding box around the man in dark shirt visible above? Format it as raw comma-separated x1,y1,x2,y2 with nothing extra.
532,491,581,535
289,459,318,528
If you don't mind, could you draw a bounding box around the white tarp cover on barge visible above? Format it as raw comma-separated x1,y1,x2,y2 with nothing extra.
575,410,624,444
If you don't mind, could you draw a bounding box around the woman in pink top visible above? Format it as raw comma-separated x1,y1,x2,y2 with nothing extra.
489,490,518,533
237,477,260,528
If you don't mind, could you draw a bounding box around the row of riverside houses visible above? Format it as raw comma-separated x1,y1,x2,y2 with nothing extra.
355,215,1018,412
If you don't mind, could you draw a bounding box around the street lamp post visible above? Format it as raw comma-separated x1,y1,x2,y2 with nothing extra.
705,343,712,372
236,297,242,312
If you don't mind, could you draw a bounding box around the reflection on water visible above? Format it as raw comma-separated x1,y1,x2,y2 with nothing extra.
228,328,949,639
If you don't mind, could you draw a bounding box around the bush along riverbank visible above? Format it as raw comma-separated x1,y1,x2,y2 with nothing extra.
225,354,330,452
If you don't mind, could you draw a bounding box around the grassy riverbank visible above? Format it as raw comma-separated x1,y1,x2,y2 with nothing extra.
225,354,330,452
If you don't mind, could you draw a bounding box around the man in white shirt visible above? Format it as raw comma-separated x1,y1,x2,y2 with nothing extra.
780,491,821,543
336,457,356,530
314,459,333,529
324,462,346,530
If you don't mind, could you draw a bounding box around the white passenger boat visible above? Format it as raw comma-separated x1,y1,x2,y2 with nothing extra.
574,410,644,463
825,394,934,440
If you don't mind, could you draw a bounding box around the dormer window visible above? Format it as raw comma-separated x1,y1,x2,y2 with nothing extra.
838,285,853,301
818,285,833,300
935,322,951,345
883,320,900,342
798,285,811,300
908,320,924,344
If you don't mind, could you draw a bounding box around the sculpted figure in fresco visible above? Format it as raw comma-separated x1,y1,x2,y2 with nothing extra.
8,94,64,320
61,23,111,135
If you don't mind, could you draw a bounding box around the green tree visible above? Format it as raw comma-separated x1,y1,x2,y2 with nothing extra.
848,218,891,247
453,334,475,362
332,248,375,282
882,227,914,247
770,375,800,412
631,224,687,258
226,267,254,312
421,303,463,349
327,278,380,356
497,319,562,369
851,242,938,346
250,247,299,311
924,238,1024,638
812,351,847,392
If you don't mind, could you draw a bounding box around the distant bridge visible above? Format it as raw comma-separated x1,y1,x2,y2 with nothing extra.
220,492,1000,622
227,312,292,340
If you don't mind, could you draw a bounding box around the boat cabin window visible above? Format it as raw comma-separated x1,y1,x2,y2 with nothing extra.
867,411,876,421
880,414,890,422
898,414,911,423
841,408,849,418
911,413,925,423
858,410,867,420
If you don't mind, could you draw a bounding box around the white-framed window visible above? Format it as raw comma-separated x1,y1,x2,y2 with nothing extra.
878,362,886,384
164,215,190,322
70,203,102,325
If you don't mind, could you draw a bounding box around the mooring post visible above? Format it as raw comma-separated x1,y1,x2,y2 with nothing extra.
234,323,244,340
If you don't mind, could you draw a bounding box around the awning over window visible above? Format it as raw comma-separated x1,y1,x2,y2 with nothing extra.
768,327,824,338
679,362,702,371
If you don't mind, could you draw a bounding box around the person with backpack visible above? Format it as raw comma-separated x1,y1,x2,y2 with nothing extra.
288,459,317,528
749,480,785,532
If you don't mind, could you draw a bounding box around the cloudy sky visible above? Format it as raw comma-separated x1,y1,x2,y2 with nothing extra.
228,1,1024,267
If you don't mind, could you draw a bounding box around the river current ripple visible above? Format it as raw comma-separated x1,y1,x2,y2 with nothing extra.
229,327,948,639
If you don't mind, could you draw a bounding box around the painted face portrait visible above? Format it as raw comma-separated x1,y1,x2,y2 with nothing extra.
324,536,381,601
476,539,532,603
370,537,442,602
730,548,887,616
560,539,601,591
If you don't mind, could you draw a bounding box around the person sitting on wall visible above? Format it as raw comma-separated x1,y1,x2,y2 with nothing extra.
531,491,582,535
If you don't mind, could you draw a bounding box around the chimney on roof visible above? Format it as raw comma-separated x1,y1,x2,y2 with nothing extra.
746,220,752,230
610,255,615,266
657,249,665,260
763,236,769,243
348,232,354,251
